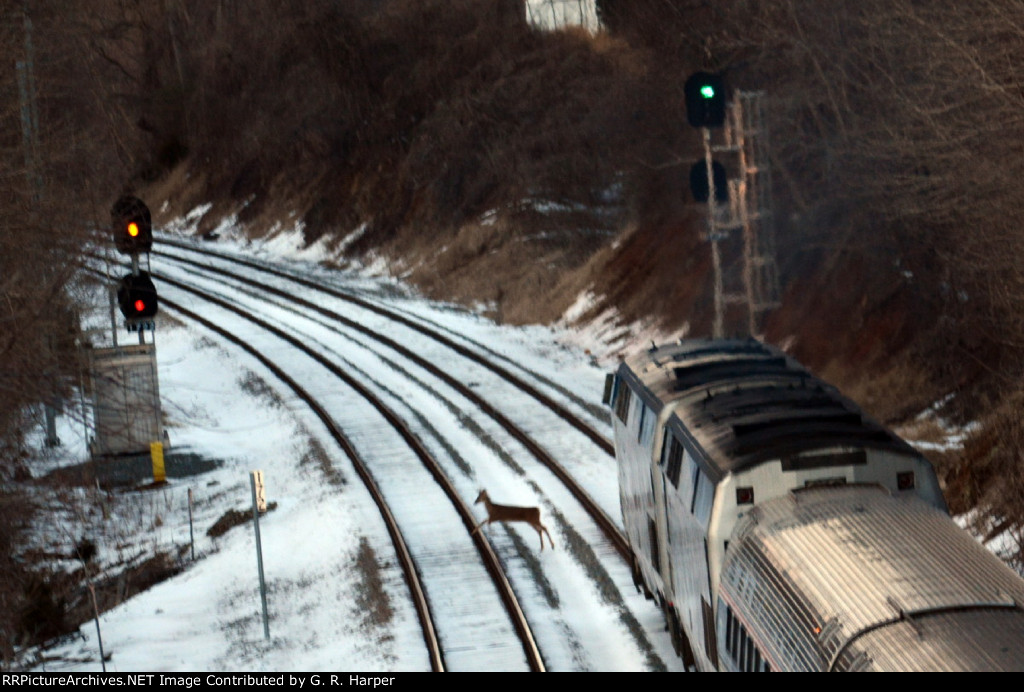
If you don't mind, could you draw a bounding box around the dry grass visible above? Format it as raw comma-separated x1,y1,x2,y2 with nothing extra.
207,503,278,539
352,537,394,632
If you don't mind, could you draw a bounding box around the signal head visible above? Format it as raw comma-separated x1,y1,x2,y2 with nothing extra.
684,71,727,128
111,195,153,255
117,271,159,320
689,159,729,204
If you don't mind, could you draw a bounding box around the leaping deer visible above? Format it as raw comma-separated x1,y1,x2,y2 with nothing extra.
472,489,555,551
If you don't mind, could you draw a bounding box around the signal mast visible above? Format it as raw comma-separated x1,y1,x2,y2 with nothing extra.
89,193,164,463
684,72,780,338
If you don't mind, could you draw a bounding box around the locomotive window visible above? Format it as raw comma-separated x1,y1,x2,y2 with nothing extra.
614,385,632,424
666,437,684,487
647,517,660,573
689,460,700,509
630,396,644,435
693,470,714,528
642,407,657,447
725,607,733,654
729,608,739,660
701,597,719,668
739,628,749,670
637,405,656,446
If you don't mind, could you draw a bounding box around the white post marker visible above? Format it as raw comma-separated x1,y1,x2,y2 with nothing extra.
250,470,269,639
188,488,195,561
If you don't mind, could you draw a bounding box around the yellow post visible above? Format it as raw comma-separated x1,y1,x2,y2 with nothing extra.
150,441,166,483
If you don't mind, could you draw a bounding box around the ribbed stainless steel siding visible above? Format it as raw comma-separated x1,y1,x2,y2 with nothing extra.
720,486,1024,671
841,609,1024,671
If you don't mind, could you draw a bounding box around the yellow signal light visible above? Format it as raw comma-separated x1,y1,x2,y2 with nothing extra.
128,221,140,237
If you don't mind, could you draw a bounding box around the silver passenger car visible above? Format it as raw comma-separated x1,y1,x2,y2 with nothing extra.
719,485,1024,671
607,337,1024,671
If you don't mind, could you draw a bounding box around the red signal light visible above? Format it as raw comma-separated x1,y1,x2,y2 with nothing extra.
128,221,140,237
117,271,158,320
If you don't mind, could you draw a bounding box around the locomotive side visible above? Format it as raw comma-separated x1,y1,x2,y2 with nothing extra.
605,338,1024,671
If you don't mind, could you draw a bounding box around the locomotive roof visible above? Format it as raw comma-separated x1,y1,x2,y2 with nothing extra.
618,338,921,481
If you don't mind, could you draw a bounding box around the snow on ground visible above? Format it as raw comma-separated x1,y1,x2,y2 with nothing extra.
555,290,690,367
24,309,428,671
18,218,675,673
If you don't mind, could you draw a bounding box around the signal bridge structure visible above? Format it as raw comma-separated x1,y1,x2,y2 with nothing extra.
686,75,781,338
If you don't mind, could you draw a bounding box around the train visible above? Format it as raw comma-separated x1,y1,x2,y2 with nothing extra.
603,337,1024,671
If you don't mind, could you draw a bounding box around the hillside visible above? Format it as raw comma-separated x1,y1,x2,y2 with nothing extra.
137,0,1023,536
4,0,1024,660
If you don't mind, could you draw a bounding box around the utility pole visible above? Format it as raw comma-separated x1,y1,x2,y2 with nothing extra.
18,3,59,446
17,7,41,195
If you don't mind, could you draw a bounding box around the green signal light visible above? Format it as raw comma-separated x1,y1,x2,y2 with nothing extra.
700,85,716,99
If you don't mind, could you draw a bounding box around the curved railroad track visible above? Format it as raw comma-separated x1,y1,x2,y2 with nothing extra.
87,236,679,671
84,264,545,672
156,238,613,451
152,238,631,561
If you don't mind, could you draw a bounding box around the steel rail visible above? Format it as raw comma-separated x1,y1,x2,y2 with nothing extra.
151,271,546,671
157,239,613,454
154,248,631,561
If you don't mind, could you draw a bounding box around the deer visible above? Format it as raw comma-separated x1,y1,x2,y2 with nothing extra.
472,489,555,551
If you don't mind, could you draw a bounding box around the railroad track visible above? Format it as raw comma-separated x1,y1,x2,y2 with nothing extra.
86,237,678,671
84,264,545,671
156,238,612,449
152,239,631,561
